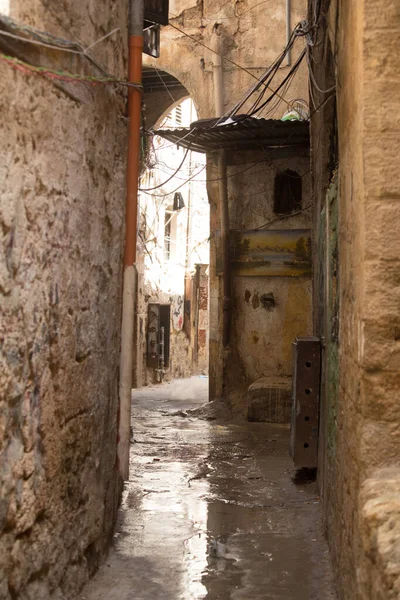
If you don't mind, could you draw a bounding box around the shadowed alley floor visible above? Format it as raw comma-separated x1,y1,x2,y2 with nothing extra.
81,377,336,599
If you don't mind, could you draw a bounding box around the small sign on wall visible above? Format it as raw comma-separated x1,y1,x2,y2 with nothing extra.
170,295,184,331
216,229,312,277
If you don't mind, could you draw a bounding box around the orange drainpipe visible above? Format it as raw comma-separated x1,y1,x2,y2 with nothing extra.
125,8,143,266
118,0,144,481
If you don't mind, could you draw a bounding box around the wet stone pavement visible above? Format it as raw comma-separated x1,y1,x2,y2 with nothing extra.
81,378,336,600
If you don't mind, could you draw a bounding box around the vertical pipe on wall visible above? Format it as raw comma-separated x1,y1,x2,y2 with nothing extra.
212,28,231,347
118,0,144,481
218,153,231,347
212,32,224,117
286,0,291,66
185,102,193,269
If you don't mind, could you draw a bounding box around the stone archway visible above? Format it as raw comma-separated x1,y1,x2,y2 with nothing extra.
143,67,190,128
142,25,216,122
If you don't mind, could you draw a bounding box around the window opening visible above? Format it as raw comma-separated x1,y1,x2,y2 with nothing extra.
164,210,172,260
274,169,302,214
173,192,185,210
175,104,182,125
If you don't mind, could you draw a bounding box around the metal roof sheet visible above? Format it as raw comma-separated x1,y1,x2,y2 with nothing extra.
154,117,309,154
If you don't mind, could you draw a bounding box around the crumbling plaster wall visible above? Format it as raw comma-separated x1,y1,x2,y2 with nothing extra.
0,2,128,598
208,152,312,412
311,1,400,598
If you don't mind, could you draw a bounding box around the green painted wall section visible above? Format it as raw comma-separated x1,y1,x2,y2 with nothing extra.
326,177,339,463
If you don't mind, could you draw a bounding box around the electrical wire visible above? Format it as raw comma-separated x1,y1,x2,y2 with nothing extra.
146,21,310,159
169,22,292,109
0,27,83,53
141,134,297,199
221,21,310,124
246,45,306,117
228,31,297,118
83,28,120,53
154,65,176,104
238,48,306,121
252,204,312,231
144,163,206,184
0,25,120,55
0,52,143,89
0,15,123,76
306,48,336,95
139,146,191,191
236,0,275,16
144,91,335,199
257,63,302,119
140,164,207,198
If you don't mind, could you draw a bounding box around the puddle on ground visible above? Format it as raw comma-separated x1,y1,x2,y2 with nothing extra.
81,380,336,600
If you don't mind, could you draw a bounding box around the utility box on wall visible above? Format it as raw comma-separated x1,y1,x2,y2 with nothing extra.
290,337,321,468
147,303,171,370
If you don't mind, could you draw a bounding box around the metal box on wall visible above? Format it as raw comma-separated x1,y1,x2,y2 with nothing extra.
147,303,171,370
290,337,321,468
145,0,169,25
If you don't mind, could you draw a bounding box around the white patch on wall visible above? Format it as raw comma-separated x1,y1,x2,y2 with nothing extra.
0,0,10,15
169,0,197,16
171,295,184,331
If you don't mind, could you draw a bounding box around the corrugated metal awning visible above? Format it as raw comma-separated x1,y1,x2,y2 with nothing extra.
154,117,309,154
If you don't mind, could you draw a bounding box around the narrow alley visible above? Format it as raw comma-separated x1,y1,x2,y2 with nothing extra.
2,0,400,599
81,379,335,600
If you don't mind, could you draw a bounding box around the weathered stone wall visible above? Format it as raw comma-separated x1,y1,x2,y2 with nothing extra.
310,0,400,597
208,151,312,412
195,264,209,375
0,2,128,597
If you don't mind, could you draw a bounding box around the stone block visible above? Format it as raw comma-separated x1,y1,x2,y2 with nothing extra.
247,376,292,423
359,467,400,599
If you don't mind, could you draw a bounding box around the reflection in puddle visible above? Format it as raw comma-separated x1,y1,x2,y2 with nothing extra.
183,496,209,599
82,382,335,600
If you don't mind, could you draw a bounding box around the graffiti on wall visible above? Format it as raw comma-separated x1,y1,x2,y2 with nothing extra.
170,295,184,331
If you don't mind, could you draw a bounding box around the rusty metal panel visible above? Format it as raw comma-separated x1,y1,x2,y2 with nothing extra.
159,304,171,368
290,337,321,468
147,303,160,369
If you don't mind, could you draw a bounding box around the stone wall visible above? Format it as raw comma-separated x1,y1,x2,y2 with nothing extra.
208,151,313,413
310,0,400,597
0,2,128,598
195,264,209,375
